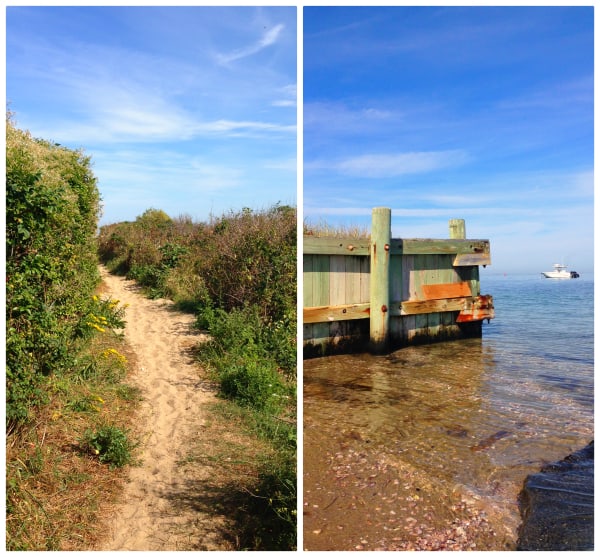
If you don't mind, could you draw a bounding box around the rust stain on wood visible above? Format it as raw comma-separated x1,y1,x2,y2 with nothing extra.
456,295,494,322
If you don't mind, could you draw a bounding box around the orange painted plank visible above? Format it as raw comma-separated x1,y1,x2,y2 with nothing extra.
421,281,471,300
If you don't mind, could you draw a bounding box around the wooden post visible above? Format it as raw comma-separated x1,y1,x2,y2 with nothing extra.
449,218,466,239
370,207,391,353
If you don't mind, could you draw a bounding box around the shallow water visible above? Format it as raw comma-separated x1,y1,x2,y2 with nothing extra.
303,274,593,550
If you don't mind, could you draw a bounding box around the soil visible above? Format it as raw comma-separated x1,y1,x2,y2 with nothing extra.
96,266,233,551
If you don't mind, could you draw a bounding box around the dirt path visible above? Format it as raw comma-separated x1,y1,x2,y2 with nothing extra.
97,266,229,550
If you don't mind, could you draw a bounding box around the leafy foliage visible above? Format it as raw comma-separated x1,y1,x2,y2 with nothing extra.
81,425,136,469
98,204,296,375
6,116,102,426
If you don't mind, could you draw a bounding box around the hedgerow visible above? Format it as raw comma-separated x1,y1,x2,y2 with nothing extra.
97,204,296,376
6,115,102,426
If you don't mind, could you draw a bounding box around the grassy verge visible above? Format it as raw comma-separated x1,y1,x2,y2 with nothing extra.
6,291,142,550
194,306,296,549
174,400,296,550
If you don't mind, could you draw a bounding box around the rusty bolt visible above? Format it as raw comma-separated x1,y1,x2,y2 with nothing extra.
384,243,390,251
381,305,388,313
347,244,354,251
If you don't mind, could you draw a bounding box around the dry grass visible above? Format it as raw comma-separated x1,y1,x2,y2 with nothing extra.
6,314,142,550
304,218,370,239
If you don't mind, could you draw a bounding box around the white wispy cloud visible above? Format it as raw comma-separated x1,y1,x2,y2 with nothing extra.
216,23,285,64
194,119,296,136
272,84,297,107
304,101,402,134
308,150,470,178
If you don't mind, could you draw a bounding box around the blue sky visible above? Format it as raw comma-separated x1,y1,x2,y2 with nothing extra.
7,6,297,226
304,6,593,274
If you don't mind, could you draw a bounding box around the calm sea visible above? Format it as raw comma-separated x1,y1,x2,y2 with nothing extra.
480,272,593,410
303,272,594,550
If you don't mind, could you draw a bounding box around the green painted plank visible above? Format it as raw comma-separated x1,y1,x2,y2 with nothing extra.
304,235,370,255
303,254,314,308
389,253,403,305
360,256,370,302
345,255,363,305
329,255,346,306
389,238,490,255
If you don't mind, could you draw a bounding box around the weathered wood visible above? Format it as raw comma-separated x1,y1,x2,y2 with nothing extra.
389,238,489,256
456,295,495,322
453,252,492,267
304,235,370,255
369,207,391,352
397,297,469,316
304,303,370,323
421,281,472,300
306,235,490,258
449,218,466,239
303,212,493,357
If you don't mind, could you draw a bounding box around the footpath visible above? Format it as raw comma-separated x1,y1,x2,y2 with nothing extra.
98,266,231,550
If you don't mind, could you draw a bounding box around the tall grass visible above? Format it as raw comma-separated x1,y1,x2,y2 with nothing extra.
304,218,370,239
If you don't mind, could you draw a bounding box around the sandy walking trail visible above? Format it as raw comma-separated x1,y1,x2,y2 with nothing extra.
97,266,229,550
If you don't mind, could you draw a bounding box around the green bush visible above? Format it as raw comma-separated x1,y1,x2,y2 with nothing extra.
6,115,101,426
220,360,287,413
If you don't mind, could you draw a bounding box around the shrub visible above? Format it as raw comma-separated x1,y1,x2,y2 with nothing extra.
219,360,287,414
6,115,101,426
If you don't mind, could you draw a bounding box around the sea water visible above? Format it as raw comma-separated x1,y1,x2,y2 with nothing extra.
303,272,594,550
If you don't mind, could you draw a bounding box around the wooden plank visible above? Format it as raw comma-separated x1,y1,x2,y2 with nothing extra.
303,254,314,308
402,254,415,301
456,295,494,322
453,252,492,267
309,255,330,345
421,281,472,300
389,252,403,306
329,255,346,306
396,297,469,316
305,237,490,259
304,235,370,255
312,255,330,306
359,256,370,302
304,303,370,323
390,238,490,256
424,254,441,337
345,256,362,305
456,264,480,296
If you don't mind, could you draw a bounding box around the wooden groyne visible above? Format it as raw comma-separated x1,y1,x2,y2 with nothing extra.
303,207,494,357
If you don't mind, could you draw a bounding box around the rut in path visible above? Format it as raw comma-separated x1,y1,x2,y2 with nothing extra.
98,266,231,551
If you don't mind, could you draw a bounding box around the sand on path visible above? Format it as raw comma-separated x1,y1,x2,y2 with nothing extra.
98,266,229,551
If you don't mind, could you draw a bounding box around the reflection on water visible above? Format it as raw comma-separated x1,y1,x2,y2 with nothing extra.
304,336,593,550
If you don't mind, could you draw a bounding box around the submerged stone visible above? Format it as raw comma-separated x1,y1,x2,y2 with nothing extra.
517,441,594,551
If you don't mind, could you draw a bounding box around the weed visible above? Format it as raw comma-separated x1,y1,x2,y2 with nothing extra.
81,424,136,469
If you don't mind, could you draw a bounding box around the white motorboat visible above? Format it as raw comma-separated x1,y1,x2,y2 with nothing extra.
541,263,579,279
